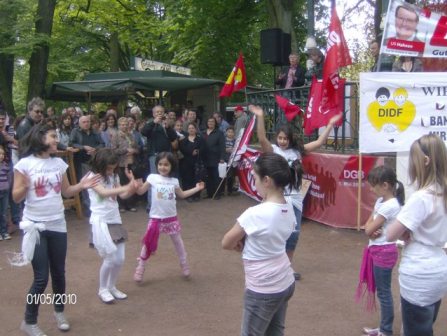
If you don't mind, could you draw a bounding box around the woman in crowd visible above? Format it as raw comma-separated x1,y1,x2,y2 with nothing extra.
202,117,225,200
111,117,139,212
127,115,146,178
392,56,423,72
101,114,118,148
179,122,205,202
56,112,75,151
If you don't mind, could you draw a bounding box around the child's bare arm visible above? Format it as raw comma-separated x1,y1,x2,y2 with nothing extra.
175,182,205,199
62,172,101,198
249,105,273,153
387,219,409,242
12,170,29,203
222,222,246,251
92,182,130,199
136,180,150,195
364,214,386,238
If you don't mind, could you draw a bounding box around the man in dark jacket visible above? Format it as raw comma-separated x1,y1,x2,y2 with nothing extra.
276,53,305,89
70,115,104,215
15,97,44,141
141,105,178,208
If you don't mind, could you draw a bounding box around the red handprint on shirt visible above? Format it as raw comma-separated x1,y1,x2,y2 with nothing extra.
52,173,62,193
34,176,49,197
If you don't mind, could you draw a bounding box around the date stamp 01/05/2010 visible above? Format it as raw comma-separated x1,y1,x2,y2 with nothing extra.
26,293,77,305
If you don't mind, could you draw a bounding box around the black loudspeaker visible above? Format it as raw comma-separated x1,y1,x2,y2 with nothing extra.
260,28,283,65
281,33,291,65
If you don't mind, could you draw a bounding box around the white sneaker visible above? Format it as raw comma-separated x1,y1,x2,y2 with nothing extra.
362,327,379,335
109,287,127,300
98,288,115,303
20,321,47,336
54,311,70,331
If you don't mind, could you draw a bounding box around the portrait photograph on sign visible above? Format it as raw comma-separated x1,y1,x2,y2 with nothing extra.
381,0,447,58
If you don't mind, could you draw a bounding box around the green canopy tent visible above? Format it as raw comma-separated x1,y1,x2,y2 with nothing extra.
46,70,222,103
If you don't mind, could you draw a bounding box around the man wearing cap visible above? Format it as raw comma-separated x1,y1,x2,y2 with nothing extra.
233,105,248,138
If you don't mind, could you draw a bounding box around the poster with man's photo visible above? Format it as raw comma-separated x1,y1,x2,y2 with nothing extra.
382,0,447,58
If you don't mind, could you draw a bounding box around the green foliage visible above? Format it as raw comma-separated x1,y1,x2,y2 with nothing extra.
2,0,395,111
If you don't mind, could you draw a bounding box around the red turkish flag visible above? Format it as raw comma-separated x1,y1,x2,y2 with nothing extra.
275,95,302,122
219,53,247,97
320,8,351,118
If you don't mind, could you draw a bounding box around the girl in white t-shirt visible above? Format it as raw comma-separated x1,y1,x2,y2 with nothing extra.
88,148,139,304
357,166,404,336
249,104,341,281
133,152,204,282
222,152,299,335
12,124,100,336
387,134,447,336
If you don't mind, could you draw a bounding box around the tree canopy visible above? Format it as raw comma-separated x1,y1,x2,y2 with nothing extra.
5,0,442,115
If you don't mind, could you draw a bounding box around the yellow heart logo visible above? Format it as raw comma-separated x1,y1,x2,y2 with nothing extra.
367,87,416,132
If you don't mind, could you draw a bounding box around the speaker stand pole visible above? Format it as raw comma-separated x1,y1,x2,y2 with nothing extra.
273,66,276,89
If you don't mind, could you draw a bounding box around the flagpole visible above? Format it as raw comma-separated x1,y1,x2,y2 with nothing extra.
212,105,253,200
213,52,249,200
357,152,363,231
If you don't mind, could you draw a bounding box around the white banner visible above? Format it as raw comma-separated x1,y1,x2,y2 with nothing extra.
359,72,447,153
382,0,447,58
132,57,191,75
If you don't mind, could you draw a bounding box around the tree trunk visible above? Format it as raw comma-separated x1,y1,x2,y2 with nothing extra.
0,51,15,116
110,32,120,72
27,0,57,102
266,0,296,51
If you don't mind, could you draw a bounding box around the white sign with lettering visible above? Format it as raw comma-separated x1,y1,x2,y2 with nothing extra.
360,72,447,153
133,57,191,76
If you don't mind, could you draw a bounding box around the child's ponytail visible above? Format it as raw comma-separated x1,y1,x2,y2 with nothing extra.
368,165,404,205
395,180,405,206
290,159,303,193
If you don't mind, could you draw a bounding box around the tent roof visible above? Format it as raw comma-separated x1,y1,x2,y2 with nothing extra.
47,71,222,102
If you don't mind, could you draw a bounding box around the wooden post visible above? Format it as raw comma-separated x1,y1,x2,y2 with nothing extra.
56,150,83,219
357,152,363,231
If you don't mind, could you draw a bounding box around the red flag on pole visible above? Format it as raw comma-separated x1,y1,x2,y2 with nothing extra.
219,53,247,97
304,77,345,136
320,7,352,116
304,8,350,134
275,95,302,122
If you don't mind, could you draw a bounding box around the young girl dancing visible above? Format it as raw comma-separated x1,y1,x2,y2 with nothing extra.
357,166,404,336
222,152,299,336
387,134,447,336
12,124,100,336
249,104,341,280
88,148,139,303
134,152,204,282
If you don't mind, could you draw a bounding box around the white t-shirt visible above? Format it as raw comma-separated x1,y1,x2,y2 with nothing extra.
272,144,304,211
147,174,179,219
397,187,447,306
369,197,401,246
88,174,121,224
238,201,295,293
15,155,68,224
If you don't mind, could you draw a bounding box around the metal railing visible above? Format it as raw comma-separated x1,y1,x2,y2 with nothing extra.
246,81,359,153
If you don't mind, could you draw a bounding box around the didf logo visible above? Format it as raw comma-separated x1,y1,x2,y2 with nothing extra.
339,156,377,180
366,87,416,133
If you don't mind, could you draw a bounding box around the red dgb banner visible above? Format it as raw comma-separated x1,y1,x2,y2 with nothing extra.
236,150,384,229
302,152,383,229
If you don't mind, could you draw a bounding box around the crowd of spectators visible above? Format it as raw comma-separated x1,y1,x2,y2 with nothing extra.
0,99,247,232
